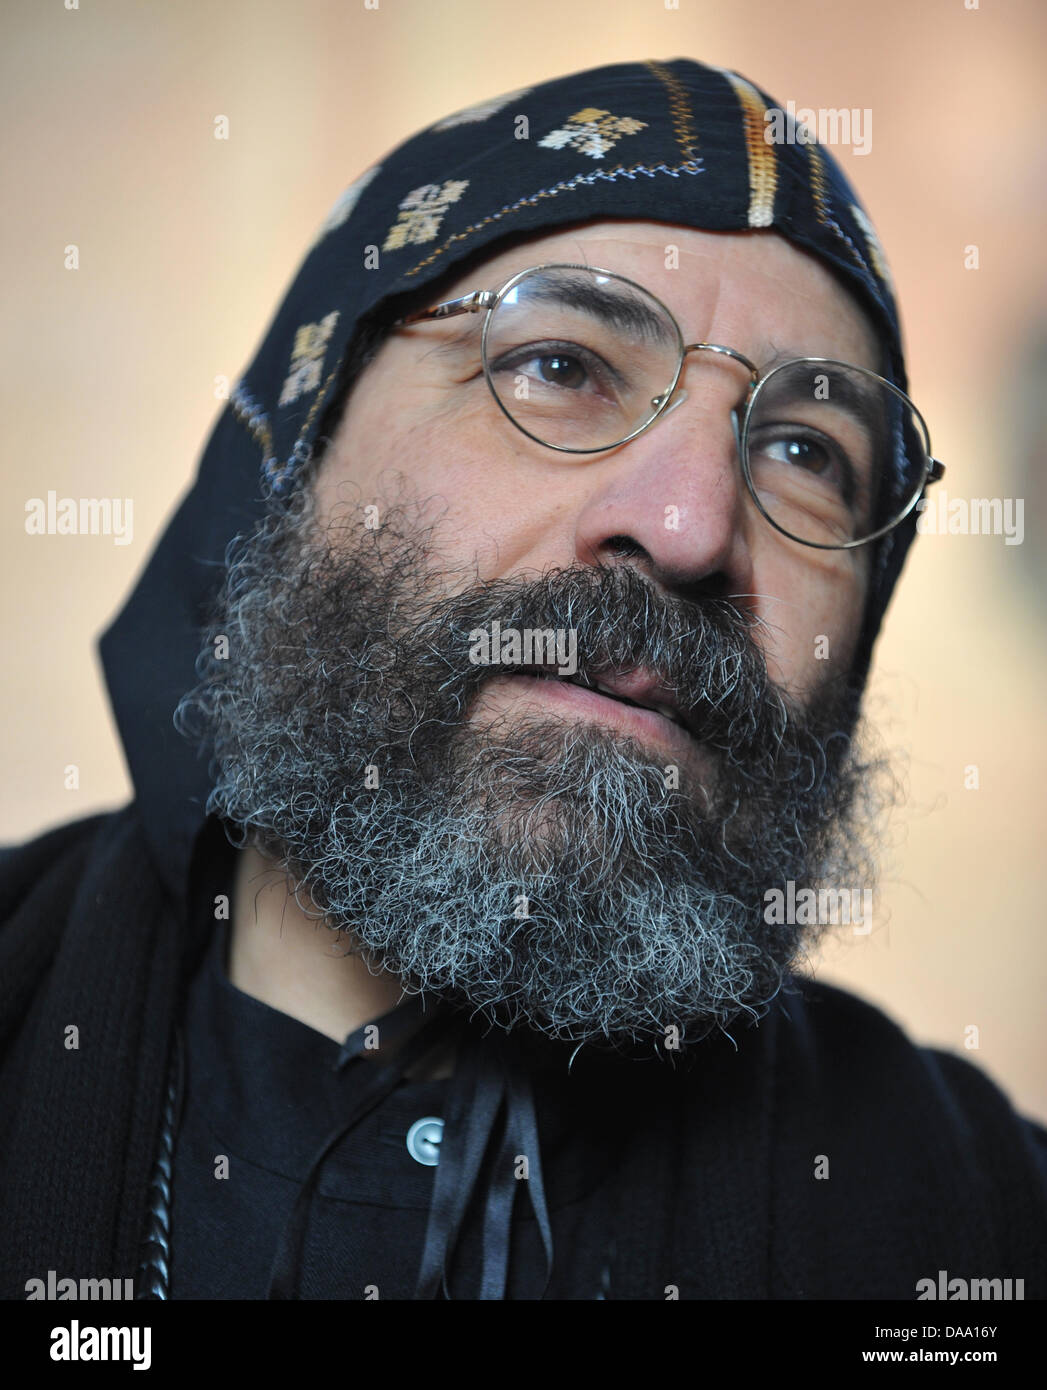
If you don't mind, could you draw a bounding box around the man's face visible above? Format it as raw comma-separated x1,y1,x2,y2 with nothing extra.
188,220,888,1052
317,221,878,703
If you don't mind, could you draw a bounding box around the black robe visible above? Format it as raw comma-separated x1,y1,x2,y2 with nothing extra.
2,807,1045,1300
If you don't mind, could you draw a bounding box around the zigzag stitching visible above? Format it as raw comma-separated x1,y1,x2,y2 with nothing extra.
271,159,707,476
229,381,273,461
402,157,704,279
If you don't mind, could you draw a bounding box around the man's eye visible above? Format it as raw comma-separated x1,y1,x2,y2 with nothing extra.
489,340,620,396
749,427,855,503
533,353,587,388
765,433,835,474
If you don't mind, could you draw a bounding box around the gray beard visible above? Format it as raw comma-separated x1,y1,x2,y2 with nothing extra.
175,487,889,1053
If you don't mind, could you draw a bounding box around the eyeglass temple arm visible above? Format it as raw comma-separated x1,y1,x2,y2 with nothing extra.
926,457,945,484
394,290,496,328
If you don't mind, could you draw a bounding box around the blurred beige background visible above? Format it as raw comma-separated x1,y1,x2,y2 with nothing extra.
3,0,1045,1120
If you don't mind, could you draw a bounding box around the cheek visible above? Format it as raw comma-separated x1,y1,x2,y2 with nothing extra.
317,369,494,501
315,387,552,578
752,546,869,699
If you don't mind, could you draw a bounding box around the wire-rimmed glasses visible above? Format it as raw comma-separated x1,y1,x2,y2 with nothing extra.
395,262,944,550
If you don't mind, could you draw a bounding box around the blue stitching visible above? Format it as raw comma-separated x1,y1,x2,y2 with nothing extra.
397,159,706,283
478,158,704,223
230,382,271,440
277,158,706,483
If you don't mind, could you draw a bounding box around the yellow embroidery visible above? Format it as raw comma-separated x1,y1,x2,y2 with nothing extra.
808,145,830,224
230,384,273,456
382,180,470,252
850,203,894,293
717,69,776,228
278,311,340,408
397,66,699,283
643,61,700,164
808,147,886,290
538,108,648,161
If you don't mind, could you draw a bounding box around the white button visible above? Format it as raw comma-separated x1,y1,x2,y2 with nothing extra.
406,1116,444,1166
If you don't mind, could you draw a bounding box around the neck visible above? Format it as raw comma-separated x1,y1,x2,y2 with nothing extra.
228,844,410,1044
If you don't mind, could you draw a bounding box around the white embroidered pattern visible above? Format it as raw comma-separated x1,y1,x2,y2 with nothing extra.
850,203,894,293
382,179,470,251
315,165,382,242
431,88,533,131
537,107,648,161
278,311,340,408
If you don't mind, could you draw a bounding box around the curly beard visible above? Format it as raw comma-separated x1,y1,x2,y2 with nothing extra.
175,484,889,1053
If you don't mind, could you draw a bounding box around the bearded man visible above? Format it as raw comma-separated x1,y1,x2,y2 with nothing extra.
2,59,1045,1302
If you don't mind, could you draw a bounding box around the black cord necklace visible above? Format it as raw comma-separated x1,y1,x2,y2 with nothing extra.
135,1044,180,1299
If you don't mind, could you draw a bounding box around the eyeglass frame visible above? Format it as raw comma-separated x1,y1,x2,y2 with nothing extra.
394,261,945,551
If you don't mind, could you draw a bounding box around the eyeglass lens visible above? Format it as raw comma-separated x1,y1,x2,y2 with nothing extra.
481,266,929,547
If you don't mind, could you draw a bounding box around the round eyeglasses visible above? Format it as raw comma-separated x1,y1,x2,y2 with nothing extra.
395,263,944,550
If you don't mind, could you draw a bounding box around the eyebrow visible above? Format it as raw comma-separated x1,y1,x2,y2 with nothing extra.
756,357,888,419
511,273,679,346
419,289,884,392
416,273,680,364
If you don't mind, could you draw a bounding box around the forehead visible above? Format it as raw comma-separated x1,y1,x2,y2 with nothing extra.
430,219,883,372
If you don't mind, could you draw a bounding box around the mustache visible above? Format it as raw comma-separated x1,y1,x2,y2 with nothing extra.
177,501,884,1046
410,562,791,761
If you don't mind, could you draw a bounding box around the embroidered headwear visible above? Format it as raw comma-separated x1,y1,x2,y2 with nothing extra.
102,56,920,903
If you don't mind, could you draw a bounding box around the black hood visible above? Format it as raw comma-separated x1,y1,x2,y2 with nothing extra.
99,57,921,902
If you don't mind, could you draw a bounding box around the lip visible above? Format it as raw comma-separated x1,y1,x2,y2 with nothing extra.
581,667,688,726
496,669,699,758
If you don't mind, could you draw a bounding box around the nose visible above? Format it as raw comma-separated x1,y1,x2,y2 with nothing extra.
571,348,758,606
